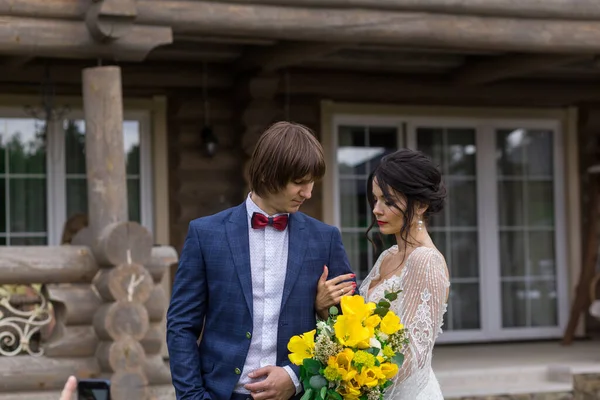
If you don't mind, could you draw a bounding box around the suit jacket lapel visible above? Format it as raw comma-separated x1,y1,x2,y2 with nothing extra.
226,203,253,318
281,212,308,309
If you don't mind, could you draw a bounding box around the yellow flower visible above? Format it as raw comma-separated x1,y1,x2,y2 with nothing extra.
328,349,357,381
340,295,376,322
337,380,361,400
380,362,399,379
380,311,403,335
334,315,371,348
287,329,316,366
324,365,342,381
353,350,376,369
382,345,395,359
354,366,385,388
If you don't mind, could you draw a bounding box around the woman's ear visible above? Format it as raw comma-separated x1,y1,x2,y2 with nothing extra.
415,202,429,218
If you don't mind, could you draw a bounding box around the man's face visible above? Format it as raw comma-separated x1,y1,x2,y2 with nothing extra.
266,177,314,214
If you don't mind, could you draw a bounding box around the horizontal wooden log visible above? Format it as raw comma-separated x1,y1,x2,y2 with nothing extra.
144,286,168,322
44,325,99,357
94,222,154,266
96,337,146,373
0,385,175,400
3,0,600,23
137,1,600,53
144,354,172,385
110,369,149,400
46,284,103,326
147,246,179,284
0,16,171,61
0,246,97,285
285,72,600,104
140,323,165,355
93,263,154,303
0,356,100,392
207,0,600,20
93,301,150,341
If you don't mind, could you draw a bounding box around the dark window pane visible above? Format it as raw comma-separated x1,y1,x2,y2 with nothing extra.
500,231,525,276
0,134,5,174
498,181,524,227
0,237,5,245
64,120,86,174
7,120,45,174
530,280,558,327
448,178,477,227
449,232,479,278
127,178,141,223
448,283,480,330
342,232,369,281
11,236,47,245
524,130,553,176
9,178,46,232
527,181,554,226
417,128,444,172
497,129,553,177
124,121,141,175
340,178,367,228
447,129,476,175
502,281,527,328
529,231,556,277
338,126,367,175
66,178,88,217
497,129,525,176
0,178,4,233
429,231,446,258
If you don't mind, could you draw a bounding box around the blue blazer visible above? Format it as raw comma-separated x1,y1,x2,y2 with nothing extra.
166,202,354,399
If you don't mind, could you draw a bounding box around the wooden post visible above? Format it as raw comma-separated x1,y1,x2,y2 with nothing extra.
82,65,151,400
83,66,128,241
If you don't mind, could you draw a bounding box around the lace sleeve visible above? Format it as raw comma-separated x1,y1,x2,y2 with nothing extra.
392,247,449,389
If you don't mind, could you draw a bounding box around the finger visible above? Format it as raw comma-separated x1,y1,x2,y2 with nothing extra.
330,281,356,296
244,380,272,393
59,376,77,400
247,366,273,379
319,266,329,284
327,273,355,286
250,389,274,400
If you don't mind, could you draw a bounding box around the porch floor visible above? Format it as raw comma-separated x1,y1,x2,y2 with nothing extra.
432,340,600,398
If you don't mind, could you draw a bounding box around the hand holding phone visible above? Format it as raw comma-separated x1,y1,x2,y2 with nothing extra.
77,379,111,400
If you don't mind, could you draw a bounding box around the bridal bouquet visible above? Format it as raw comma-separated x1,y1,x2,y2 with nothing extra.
288,292,407,400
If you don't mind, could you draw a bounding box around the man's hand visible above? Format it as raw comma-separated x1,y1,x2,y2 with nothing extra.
59,376,77,400
244,366,296,400
315,266,356,319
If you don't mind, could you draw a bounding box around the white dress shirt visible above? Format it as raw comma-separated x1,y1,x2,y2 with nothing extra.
233,194,302,395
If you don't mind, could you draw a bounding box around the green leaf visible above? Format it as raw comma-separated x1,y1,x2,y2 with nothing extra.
374,307,389,318
364,347,379,356
377,300,390,308
328,390,343,400
329,306,339,316
304,358,321,375
309,375,327,390
320,386,327,399
301,388,314,400
392,353,405,367
384,292,398,301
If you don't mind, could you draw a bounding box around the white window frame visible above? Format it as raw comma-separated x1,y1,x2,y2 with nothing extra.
330,113,569,343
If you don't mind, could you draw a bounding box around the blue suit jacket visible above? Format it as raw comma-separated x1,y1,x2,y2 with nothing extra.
166,202,354,399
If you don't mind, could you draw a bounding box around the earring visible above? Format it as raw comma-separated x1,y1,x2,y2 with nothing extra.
417,219,423,231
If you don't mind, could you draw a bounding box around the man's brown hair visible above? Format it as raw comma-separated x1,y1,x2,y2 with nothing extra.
249,121,326,197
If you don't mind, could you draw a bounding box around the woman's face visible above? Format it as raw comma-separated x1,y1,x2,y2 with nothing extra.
371,179,408,236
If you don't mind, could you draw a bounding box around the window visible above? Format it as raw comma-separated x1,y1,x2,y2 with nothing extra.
0,109,152,246
330,113,568,342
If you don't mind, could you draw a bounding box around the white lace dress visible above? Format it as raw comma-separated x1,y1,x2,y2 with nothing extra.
359,246,450,400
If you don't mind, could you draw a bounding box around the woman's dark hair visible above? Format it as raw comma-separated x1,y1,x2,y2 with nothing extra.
366,148,447,257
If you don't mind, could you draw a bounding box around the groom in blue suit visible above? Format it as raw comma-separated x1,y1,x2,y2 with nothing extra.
167,121,355,400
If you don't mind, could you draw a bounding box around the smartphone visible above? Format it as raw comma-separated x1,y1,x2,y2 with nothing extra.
77,379,111,400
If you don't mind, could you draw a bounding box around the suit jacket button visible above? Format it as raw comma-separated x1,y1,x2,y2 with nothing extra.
246,332,252,339
235,368,241,375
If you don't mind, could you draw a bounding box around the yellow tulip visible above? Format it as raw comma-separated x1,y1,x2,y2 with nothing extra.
340,295,376,322
354,366,385,388
337,380,361,400
334,315,371,348
380,362,399,379
380,311,403,335
328,349,358,381
287,329,316,366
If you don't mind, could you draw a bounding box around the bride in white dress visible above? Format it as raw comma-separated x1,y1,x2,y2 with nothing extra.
317,149,450,399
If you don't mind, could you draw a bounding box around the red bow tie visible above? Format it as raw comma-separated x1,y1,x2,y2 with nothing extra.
251,212,289,231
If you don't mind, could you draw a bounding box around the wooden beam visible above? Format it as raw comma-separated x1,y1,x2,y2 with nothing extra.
284,71,600,105
452,54,592,85
136,2,600,53
0,16,171,61
207,0,600,20
238,41,343,72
